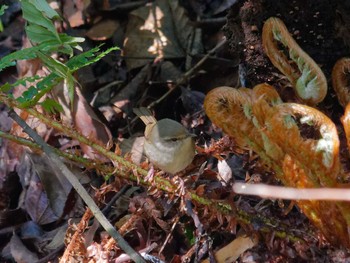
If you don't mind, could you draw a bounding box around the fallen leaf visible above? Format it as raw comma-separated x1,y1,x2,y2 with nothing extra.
86,19,120,41
180,87,205,115
110,64,150,114
63,0,89,28
189,0,238,16
0,209,27,228
119,136,145,165
202,235,258,263
16,153,71,224
217,159,232,185
10,233,39,263
0,139,19,188
73,87,112,160
33,154,73,217
123,0,195,70
159,60,183,81
46,224,68,250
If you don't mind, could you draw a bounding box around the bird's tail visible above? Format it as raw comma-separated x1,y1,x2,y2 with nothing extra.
133,107,157,126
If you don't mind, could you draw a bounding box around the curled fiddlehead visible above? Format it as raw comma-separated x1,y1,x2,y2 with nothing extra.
205,84,350,247
258,98,350,248
204,85,285,172
332,57,350,108
262,17,327,105
203,86,256,148
266,103,340,185
252,83,283,105
341,102,350,152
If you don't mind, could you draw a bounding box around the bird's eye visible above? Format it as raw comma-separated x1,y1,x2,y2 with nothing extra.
165,137,182,142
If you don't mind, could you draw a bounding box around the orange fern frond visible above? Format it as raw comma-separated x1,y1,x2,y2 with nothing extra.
341,102,350,152
266,103,339,185
204,86,255,147
252,83,283,105
204,86,284,171
332,58,350,108
250,84,285,169
204,84,350,247
262,17,327,105
283,155,350,247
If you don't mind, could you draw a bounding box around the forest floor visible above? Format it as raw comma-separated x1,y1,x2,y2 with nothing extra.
1,0,350,262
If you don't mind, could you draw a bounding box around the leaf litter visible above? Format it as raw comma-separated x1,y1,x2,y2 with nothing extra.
1,0,350,262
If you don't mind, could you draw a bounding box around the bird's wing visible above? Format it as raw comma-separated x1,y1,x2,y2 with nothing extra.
133,107,157,125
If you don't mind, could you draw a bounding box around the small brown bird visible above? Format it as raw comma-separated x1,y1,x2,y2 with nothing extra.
133,107,195,174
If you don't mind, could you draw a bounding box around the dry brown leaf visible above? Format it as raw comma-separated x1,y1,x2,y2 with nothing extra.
130,195,170,231
202,235,258,263
17,153,66,224
9,38,49,160
110,64,150,114
84,218,100,247
17,154,58,224
45,224,68,250
9,233,39,263
158,60,183,81
86,19,120,41
123,0,195,70
119,136,145,165
0,139,18,188
32,154,73,217
63,0,90,28
73,87,112,160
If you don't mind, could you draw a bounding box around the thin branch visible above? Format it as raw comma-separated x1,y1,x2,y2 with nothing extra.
147,37,228,109
0,98,231,213
234,182,350,201
1,94,306,242
8,109,146,263
0,130,110,171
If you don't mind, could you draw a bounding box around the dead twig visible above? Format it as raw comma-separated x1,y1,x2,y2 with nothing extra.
234,182,350,201
1,95,306,244
147,37,228,109
8,109,147,263
60,209,93,262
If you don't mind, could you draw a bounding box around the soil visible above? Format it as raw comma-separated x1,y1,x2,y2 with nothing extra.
225,0,350,105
